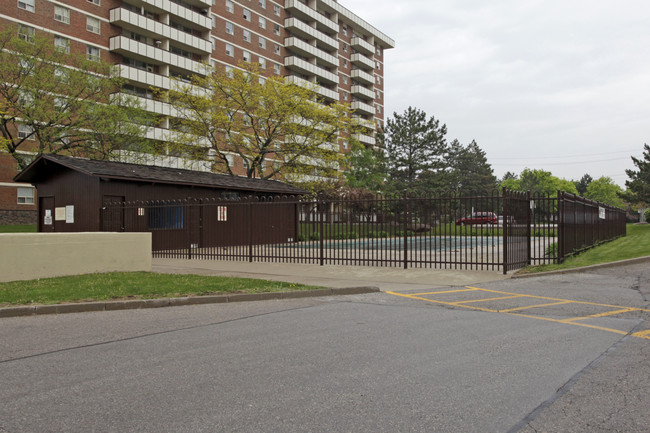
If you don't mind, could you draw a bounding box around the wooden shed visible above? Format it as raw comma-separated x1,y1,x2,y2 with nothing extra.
15,154,304,251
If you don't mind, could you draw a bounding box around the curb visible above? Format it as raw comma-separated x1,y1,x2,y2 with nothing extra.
0,286,380,318
511,255,650,279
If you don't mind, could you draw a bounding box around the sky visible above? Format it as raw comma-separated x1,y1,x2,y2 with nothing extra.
344,0,650,187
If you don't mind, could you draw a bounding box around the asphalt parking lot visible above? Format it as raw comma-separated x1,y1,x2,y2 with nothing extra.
0,260,648,432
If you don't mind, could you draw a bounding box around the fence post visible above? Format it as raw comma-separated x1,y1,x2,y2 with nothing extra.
502,187,508,274
526,190,532,266
403,190,408,270
319,199,324,266
248,201,253,263
557,190,564,263
187,202,192,260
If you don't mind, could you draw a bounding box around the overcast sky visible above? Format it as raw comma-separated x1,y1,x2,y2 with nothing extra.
345,0,650,187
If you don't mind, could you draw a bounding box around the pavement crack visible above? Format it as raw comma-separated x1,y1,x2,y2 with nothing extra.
506,321,646,433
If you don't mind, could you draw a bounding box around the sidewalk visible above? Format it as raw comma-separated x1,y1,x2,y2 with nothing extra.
152,258,511,291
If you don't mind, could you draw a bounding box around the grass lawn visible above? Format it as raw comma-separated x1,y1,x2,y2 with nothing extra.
0,224,36,233
519,224,650,273
0,272,322,307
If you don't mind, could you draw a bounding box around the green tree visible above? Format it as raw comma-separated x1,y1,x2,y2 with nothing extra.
584,176,624,207
573,173,593,196
344,138,387,193
164,62,352,180
501,168,578,195
0,25,154,169
620,143,650,206
383,106,448,194
444,139,497,193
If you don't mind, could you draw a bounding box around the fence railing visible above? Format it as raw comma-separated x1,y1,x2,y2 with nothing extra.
100,189,625,273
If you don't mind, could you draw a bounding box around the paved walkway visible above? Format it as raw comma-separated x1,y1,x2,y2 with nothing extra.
152,258,511,291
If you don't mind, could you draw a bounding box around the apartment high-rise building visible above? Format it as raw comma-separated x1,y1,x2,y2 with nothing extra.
0,0,394,223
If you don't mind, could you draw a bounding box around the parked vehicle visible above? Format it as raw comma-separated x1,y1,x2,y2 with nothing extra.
456,212,497,226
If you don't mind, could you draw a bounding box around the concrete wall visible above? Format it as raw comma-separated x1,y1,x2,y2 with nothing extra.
0,233,151,282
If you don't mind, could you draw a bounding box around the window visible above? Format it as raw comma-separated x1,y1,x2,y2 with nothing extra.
86,45,100,61
18,0,35,12
225,21,234,35
225,154,234,167
17,187,34,205
17,25,35,43
225,65,234,77
342,75,348,84
17,123,34,139
258,36,266,49
376,76,381,85
54,6,70,24
243,8,251,21
342,25,347,36
274,44,280,55
376,61,381,70
225,0,234,13
259,16,266,29
274,5,281,16
88,0,100,5
259,0,265,8
273,23,280,36
86,16,101,34
242,50,251,62
259,57,265,69
225,43,234,56
273,63,280,75
54,67,68,82
54,36,70,53
148,204,183,229
243,29,251,42
342,43,348,52
342,59,348,68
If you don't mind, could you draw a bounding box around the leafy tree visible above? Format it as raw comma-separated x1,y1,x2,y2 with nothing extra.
584,176,624,207
164,62,352,180
500,168,578,196
0,25,154,169
573,173,593,196
444,139,497,193
620,143,650,206
383,106,447,194
344,138,387,193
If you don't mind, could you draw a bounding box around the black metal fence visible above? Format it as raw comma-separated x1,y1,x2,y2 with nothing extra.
101,189,626,273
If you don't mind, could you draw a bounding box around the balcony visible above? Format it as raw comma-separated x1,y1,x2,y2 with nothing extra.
351,36,374,56
352,115,376,131
351,85,374,100
285,0,338,35
351,100,375,116
284,56,338,85
284,37,337,68
284,18,338,52
351,68,374,85
110,36,208,76
118,64,171,89
110,8,211,54
353,133,376,146
285,76,339,102
351,53,374,71
139,0,211,30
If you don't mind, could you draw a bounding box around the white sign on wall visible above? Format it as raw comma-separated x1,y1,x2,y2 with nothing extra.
217,206,227,222
599,207,606,220
65,205,74,223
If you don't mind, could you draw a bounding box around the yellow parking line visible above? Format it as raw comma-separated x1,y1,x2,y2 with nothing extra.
632,330,650,340
387,287,650,341
499,300,573,313
410,288,478,296
560,308,637,323
455,295,523,304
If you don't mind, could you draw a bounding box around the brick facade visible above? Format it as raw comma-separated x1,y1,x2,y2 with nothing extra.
1,0,393,218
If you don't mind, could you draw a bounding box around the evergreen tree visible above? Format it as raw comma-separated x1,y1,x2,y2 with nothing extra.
620,143,650,206
444,140,497,193
383,107,447,194
573,173,593,196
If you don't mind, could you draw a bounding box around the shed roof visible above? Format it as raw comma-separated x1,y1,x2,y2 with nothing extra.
14,154,305,195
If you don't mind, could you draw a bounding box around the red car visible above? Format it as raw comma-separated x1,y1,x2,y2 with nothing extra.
455,212,497,226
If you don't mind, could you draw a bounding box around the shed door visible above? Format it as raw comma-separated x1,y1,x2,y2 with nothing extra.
39,196,55,232
102,195,125,232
